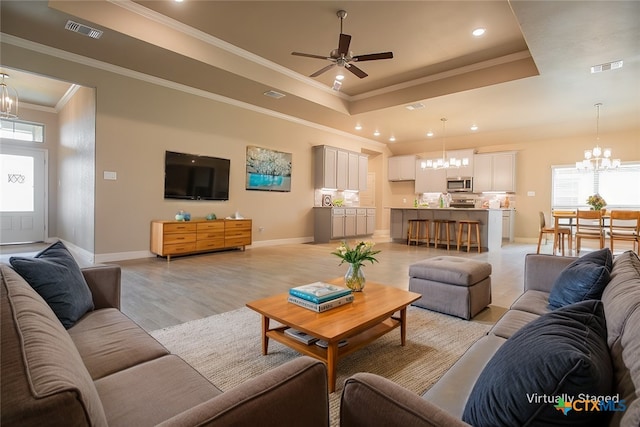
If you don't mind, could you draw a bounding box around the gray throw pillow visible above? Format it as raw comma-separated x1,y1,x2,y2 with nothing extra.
462,300,612,427
10,241,94,328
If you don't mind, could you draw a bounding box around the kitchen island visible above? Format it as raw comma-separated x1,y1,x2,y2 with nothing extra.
389,207,504,251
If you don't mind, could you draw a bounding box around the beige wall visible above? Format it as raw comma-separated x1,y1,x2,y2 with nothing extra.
57,86,96,252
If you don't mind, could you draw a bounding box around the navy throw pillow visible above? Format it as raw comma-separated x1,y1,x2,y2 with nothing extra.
580,247,613,272
548,251,612,310
10,241,94,328
462,300,612,427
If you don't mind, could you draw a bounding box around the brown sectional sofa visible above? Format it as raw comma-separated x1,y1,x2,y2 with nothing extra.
341,250,640,426
1,264,329,426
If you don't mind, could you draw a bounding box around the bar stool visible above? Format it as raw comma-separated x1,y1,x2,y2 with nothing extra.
432,219,457,250
407,219,430,246
457,220,482,253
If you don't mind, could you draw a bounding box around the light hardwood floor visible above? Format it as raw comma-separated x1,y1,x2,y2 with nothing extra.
111,240,535,331
2,238,619,332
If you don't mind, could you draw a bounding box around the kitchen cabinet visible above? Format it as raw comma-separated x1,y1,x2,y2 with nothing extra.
344,208,357,236
358,154,368,191
502,210,515,242
314,207,375,243
473,152,516,192
445,149,475,178
356,209,367,235
314,145,367,190
415,160,446,193
388,155,417,181
331,208,345,239
366,208,376,235
337,150,348,190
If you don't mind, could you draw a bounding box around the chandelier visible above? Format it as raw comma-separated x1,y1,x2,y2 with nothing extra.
0,73,19,119
576,103,620,171
421,118,469,169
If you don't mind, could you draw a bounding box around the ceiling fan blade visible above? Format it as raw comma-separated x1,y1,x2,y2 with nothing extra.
310,63,337,77
292,52,330,60
338,33,351,56
353,52,394,62
346,64,368,79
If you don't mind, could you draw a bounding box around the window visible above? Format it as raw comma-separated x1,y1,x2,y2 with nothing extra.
0,119,44,142
552,163,640,208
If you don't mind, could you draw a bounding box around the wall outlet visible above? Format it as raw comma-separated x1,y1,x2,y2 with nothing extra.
103,171,117,180
527,191,535,197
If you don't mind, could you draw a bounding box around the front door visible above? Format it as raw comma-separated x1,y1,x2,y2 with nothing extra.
0,144,47,244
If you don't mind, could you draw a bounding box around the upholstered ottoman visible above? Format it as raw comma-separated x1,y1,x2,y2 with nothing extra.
409,256,492,320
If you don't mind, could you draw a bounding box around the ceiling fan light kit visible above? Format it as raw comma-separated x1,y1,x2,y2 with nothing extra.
291,10,393,82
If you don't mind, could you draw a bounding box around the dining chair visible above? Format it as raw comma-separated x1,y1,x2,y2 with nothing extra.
608,210,640,254
575,209,605,253
550,210,576,256
537,212,570,255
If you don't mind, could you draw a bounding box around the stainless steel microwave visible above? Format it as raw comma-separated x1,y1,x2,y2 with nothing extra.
446,177,473,193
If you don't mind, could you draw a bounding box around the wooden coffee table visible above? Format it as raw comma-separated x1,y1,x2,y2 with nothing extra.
246,279,421,392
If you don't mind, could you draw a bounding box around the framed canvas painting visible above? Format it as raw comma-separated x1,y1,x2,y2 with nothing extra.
246,146,292,192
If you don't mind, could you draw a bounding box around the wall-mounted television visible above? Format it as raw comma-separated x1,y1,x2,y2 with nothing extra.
164,151,230,201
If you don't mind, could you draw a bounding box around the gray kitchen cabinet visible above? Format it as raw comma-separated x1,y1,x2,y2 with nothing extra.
388,155,417,181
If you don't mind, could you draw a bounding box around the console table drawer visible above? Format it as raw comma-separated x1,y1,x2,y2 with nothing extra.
197,221,224,231
164,233,196,244
196,239,225,250
225,236,251,247
163,242,196,255
164,223,197,234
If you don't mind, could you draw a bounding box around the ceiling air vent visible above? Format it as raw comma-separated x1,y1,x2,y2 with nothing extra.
263,90,286,99
590,60,623,74
405,102,425,111
65,20,103,39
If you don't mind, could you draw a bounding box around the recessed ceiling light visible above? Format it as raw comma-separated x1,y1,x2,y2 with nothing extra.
336,74,345,81
426,131,434,137
389,136,396,142
470,124,478,131
373,130,380,137
355,124,362,130
472,28,486,37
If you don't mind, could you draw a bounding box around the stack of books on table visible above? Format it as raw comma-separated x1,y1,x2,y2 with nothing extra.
288,282,354,312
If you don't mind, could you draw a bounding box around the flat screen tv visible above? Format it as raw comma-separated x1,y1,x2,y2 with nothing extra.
164,151,230,201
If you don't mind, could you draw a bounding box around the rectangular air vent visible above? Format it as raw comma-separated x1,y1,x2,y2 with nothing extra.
405,102,425,111
263,90,286,99
65,20,103,39
591,60,623,74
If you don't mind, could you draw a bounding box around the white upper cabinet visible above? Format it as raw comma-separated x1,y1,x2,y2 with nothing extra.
445,149,475,178
415,160,446,193
314,145,367,190
388,155,417,181
473,152,516,192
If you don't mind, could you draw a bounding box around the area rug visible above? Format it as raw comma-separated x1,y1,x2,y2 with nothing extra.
151,306,491,426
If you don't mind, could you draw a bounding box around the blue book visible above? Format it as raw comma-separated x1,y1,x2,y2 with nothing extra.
289,282,352,303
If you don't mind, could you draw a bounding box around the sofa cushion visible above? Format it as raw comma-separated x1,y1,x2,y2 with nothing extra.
9,241,94,328
69,308,169,380
95,355,221,427
581,247,614,271
510,290,552,315
462,300,612,427
547,249,612,309
488,309,540,339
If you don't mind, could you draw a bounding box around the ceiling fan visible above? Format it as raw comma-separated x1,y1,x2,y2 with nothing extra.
291,10,393,79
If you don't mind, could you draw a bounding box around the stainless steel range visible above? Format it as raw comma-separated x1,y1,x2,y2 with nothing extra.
450,198,476,209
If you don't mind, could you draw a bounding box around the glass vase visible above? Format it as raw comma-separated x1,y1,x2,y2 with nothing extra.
345,263,366,292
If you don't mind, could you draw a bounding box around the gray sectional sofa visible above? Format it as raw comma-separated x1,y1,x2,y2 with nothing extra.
1,262,329,426
341,250,640,427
